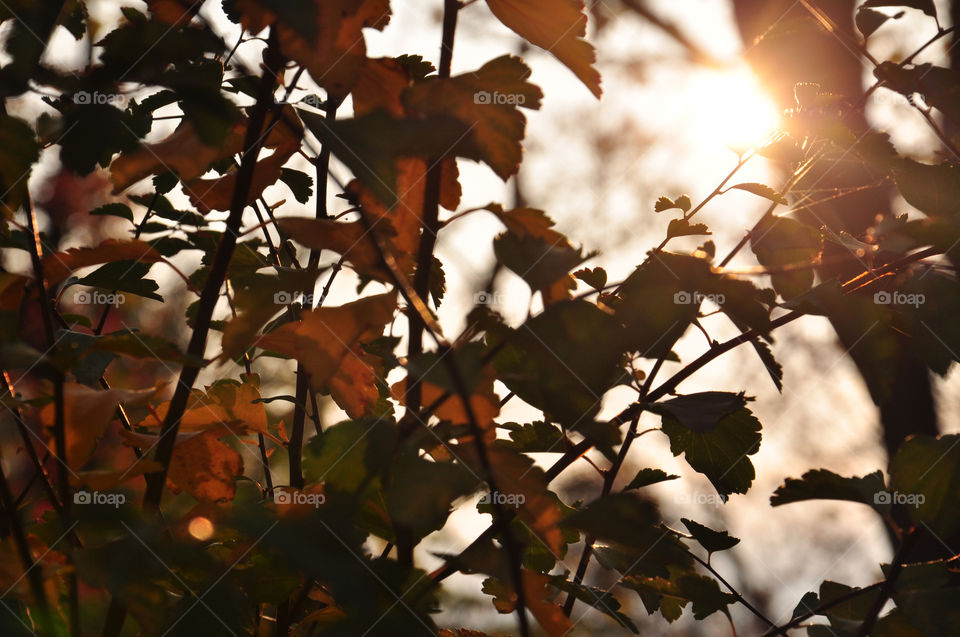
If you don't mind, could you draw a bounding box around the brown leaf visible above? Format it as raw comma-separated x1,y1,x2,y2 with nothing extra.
110,120,246,192
236,0,391,96
485,0,601,98
184,109,303,213
404,56,542,179
42,239,162,286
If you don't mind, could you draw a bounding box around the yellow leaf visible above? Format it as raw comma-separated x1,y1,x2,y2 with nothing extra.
485,0,601,98
403,55,542,179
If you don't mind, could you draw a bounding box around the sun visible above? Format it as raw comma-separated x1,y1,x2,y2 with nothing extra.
689,65,781,152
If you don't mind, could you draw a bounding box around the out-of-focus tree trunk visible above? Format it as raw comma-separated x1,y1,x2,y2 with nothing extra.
730,0,939,459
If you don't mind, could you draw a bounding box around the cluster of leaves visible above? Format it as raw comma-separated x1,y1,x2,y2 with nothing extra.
0,0,958,636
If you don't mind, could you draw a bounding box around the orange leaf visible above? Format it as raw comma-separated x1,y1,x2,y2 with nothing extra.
254,292,396,388
142,375,270,437
485,0,601,98
40,383,159,470
184,108,303,213
120,430,243,503
523,570,573,637
458,445,564,554
328,350,382,419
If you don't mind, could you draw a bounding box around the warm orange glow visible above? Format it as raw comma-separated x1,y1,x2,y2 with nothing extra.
187,516,214,541
690,66,781,152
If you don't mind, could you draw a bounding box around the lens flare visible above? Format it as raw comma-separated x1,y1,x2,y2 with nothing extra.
690,66,780,152
188,516,215,541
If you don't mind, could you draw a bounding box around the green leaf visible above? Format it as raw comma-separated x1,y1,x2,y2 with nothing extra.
549,577,639,633
561,493,692,577
750,215,821,299
622,567,735,621
892,561,960,636
492,300,626,430
0,115,39,215
890,434,960,538
863,0,936,19
647,391,748,433
856,7,893,37
279,167,313,204
625,468,679,490
893,159,960,219
728,182,789,205
385,451,480,541
770,469,887,511
89,203,134,223
501,421,565,453
493,230,589,293
660,407,762,497
76,261,163,301
303,419,396,494
680,518,740,554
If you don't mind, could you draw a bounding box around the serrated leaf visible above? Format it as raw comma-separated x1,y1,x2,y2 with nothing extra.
89,203,134,222
890,434,960,538
625,468,679,490
667,218,710,239
770,469,887,510
680,518,740,554
279,167,313,204
484,0,600,98
660,407,762,497
729,182,789,205
647,392,748,433
863,0,936,18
